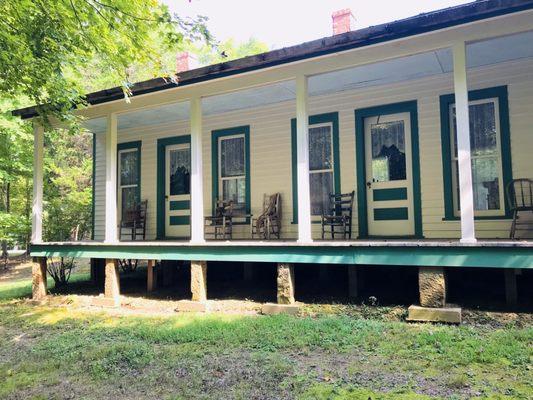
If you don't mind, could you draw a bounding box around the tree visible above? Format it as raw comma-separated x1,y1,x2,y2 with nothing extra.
0,0,212,119
196,37,269,66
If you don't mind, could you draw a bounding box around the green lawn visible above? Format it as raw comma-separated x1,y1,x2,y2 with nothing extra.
0,277,531,399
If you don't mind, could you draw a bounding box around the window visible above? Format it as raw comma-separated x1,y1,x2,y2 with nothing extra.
291,112,340,222
117,142,141,220
309,124,334,215
440,86,512,220
212,126,250,217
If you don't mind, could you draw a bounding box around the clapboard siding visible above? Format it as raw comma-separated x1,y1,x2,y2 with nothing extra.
93,57,533,240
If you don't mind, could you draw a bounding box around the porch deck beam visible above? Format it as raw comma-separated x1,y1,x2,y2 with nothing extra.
31,123,44,244
452,42,476,243
104,113,118,243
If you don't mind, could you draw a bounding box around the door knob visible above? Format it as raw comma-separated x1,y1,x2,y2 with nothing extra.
366,182,372,188
165,195,169,200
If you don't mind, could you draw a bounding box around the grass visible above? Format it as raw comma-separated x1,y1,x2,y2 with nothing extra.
0,275,532,399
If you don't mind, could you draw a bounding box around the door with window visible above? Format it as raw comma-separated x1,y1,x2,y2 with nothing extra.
364,112,414,236
165,143,191,238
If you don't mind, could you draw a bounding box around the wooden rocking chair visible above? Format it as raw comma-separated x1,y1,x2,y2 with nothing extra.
321,191,355,240
119,200,148,241
251,193,282,239
507,178,533,239
204,199,234,239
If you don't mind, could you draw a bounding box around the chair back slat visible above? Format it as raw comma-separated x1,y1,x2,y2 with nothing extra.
507,178,533,211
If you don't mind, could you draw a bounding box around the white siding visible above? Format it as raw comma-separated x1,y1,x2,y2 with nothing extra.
94,58,533,240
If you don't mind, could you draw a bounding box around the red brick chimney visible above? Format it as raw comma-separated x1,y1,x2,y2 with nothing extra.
332,9,355,35
176,52,198,73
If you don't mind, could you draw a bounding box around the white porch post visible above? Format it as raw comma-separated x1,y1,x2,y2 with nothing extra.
452,42,476,243
296,75,312,243
31,122,44,243
190,97,205,243
104,113,118,243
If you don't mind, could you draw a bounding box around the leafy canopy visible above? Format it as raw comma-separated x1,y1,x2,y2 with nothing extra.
0,0,211,119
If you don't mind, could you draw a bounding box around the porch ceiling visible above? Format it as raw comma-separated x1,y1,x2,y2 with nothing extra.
84,30,533,135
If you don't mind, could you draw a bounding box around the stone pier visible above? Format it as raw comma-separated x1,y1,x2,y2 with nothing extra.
32,257,47,301
262,263,299,315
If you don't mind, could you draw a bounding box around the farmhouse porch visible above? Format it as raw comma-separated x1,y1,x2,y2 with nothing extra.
14,0,533,316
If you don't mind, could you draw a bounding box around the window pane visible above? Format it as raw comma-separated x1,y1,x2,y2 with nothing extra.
309,126,332,171
222,177,246,213
371,121,406,182
221,137,245,177
454,158,500,211
121,187,137,219
310,171,333,215
452,101,497,157
120,151,139,186
169,148,190,196
473,157,500,210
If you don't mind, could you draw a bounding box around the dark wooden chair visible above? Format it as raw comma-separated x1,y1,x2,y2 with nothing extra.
204,200,234,240
321,191,355,240
507,178,533,239
251,193,282,239
119,200,148,241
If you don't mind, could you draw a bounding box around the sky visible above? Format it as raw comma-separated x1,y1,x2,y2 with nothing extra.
164,0,469,49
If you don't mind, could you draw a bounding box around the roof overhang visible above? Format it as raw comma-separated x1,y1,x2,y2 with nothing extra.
12,0,533,120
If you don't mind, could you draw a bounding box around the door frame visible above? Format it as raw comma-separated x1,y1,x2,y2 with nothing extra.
354,100,422,239
156,135,191,239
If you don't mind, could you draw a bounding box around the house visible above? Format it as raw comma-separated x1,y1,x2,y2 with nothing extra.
13,0,533,319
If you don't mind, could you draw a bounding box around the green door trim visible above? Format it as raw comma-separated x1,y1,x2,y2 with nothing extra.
156,135,191,239
354,100,422,239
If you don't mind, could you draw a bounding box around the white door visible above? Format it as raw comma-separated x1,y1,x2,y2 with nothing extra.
165,143,191,238
364,112,414,237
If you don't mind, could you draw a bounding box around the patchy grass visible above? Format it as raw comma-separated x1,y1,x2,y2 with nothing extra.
0,299,531,400
0,272,90,301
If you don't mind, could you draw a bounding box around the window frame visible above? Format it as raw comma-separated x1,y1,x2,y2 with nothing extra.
291,112,340,223
439,86,513,221
211,126,251,220
117,141,142,220
218,133,247,212
308,122,335,216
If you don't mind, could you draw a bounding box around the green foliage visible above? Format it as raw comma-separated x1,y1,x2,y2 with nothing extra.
0,0,211,119
195,37,269,65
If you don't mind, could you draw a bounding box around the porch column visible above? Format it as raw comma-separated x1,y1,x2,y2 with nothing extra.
190,260,207,302
147,260,157,293
31,122,44,243
452,42,476,243
277,263,295,304
104,113,118,243
296,75,312,243
190,97,205,243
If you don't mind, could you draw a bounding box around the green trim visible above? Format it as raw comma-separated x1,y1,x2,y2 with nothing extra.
156,135,191,239
170,200,190,210
29,243,533,269
354,101,422,238
91,134,96,240
439,85,513,220
291,112,340,223
117,140,142,221
169,216,190,225
211,126,251,218
374,207,409,221
373,188,407,201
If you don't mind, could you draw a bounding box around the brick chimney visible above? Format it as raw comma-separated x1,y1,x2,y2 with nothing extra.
332,9,355,35
176,52,198,73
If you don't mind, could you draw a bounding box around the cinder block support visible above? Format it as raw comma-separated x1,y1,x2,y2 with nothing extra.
147,260,157,293
504,269,518,306
277,263,295,304
32,257,47,301
418,267,447,308
191,261,207,302
104,259,121,307
348,266,358,299
243,262,254,282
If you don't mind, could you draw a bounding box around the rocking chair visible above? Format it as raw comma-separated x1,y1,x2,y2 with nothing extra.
507,178,533,239
321,191,355,240
204,199,234,239
251,193,282,239
119,200,148,241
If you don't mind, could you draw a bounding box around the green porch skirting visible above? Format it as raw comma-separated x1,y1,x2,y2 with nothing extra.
30,243,533,269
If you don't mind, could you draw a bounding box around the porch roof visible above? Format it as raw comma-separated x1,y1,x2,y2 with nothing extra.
12,0,533,120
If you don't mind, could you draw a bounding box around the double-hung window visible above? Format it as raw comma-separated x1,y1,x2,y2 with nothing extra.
213,126,250,217
118,143,141,220
440,86,512,219
309,124,334,215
